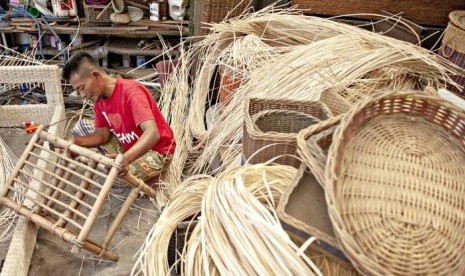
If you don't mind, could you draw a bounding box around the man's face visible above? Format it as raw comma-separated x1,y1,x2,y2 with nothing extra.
69,72,102,103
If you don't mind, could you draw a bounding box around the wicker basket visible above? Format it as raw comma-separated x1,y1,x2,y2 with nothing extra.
242,98,332,168
326,91,465,275
84,2,112,23
193,0,250,36
278,163,358,276
439,11,465,97
296,114,342,187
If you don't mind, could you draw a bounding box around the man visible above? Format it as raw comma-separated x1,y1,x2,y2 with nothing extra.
62,52,175,182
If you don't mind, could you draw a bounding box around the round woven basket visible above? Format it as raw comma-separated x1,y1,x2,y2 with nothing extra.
252,109,321,134
243,109,322,168
325,91,465,275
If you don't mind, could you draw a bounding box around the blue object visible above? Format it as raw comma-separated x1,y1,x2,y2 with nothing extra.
9,4,45,59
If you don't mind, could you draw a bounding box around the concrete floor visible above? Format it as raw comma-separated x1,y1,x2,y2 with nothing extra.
0,129,159,276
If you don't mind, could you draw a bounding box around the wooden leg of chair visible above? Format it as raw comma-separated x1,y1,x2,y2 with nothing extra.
1,196,119,261
102,187,139,249
122,173,157,198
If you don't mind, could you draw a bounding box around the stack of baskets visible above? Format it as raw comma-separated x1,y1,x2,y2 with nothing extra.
242,98,332,168
440,11,465,97
286,90,465,275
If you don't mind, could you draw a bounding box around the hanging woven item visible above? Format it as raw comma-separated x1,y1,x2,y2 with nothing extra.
439,10,465,97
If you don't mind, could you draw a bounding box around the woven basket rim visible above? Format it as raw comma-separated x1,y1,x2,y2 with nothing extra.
325,90,465,275
251,109,321,136
449,10,465,29
244,97,332,141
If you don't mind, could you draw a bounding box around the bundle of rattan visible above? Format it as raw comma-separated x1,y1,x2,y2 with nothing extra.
324,91,465,275
0,136,26,250
133,164,333,275
157,8,463,202
185,164,322,275
131,174,213,276
187,33,461,175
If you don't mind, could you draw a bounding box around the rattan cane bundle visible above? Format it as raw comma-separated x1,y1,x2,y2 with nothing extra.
325,90,465,275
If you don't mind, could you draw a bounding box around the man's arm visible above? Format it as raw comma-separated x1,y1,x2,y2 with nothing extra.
74,127,112,148
120,119,159,174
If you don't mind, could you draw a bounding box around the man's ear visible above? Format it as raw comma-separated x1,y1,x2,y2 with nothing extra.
91,70,102,79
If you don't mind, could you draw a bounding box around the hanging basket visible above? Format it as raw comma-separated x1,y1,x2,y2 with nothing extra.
439,11,465,97
326,90,465,275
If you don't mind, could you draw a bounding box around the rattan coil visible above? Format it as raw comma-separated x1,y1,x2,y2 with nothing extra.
242,98,332,168
325,91,465,275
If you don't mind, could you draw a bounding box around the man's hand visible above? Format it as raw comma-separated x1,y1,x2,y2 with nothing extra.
106,153,129,176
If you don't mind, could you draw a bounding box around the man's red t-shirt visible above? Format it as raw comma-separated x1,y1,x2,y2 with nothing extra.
94,78,176,155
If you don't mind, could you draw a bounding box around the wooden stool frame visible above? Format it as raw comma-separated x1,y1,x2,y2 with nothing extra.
0,125,157,261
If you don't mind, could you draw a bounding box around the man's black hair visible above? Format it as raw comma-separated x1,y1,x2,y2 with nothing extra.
62,52,100,82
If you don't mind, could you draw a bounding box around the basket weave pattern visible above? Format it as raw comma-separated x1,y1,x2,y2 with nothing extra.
243,98,332,168
84,2,112,23
325,91,465,275
440,21,465,97
193,0,250,35
296,114,342,187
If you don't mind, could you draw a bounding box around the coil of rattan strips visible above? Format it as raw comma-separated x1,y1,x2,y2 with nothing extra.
0,125,156,261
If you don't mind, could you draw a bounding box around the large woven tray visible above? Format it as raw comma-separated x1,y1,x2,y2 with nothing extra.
326,91,465,275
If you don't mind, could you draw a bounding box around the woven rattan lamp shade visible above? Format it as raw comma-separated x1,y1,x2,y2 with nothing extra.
325,91,465,275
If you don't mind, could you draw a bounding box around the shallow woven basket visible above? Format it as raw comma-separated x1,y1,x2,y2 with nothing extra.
325,90,465,275
296,114,342,187
243,98,332,168
278,163,358,276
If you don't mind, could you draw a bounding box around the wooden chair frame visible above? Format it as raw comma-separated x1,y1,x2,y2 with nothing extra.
0,125,157,261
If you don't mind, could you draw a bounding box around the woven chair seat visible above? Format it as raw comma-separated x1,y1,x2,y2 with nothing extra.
326,91,465,275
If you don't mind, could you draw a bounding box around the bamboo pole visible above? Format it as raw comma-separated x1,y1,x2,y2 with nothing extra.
56,160,98,228
38,130,118,168
102,186,139,249
122,173,157,198
0,197,118,261
71,154,124,254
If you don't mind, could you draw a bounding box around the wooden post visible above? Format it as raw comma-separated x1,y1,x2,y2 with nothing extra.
102,187,139,249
